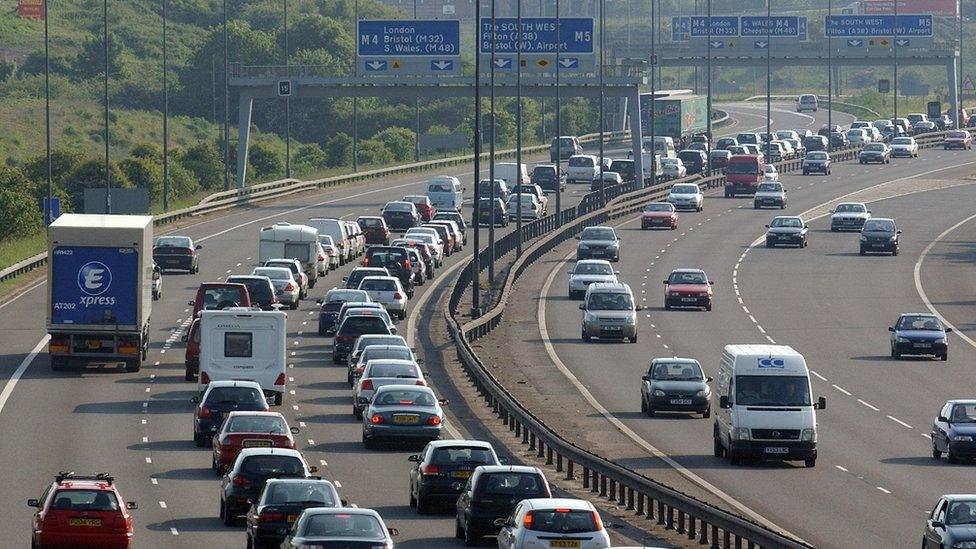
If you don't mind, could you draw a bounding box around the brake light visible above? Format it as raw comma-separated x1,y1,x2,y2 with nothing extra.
201,371,211,385
199,405,212,418
420,464,439,476
362,257,369,266
403,259,411,271
370,414,383,424
283,283,295,292
361,379,374,391
49,336,69,354
232,475,251,487
523,511,534,529
259,510,284,523
416,379,427,386
592,511,604,530
426,416,442,426
275,373,286,387
355,365,365,376
318,253,326,261
393,292,403,300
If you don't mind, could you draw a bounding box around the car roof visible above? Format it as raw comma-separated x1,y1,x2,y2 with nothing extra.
225,411,284,419
521,498,594,511
773,216,803,221
360,276,399,282
55,480,117,491
946,400,976,406
899,312,938,318
669,268,705,274
576,259,613,265
427,439,495,449
651,357,700,365
237,448,304,460
303,506,382,518
475,465,542,474
364,359,418,368
587,282,631,292
206,380,263,389
942,495,976,501
374,383,435,394
866,217,895,222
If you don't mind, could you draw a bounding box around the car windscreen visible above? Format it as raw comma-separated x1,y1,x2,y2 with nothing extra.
643,204,673,212
661,158,680,166
365,362,418,378
264,482,336,506
360,279,397,291
807,152,828,160
366,250,408,265
668,272,706,284
864,144,886,151
671,185,699,194
374,389,435,406
735,375,811,406
328,291,368,303
431,446,496,465
241,455,305,477
226,415,287,434
946,502,976,525
834,204,864,213
863,220,895,232
949,132,969,139
51,490,120,511
526,509,598,534
677,151,702,163
533,167,556,178
338,317,390,335
896,315,943,331
892,138,912,145
574,263,613,275
585,292,634,311
757,183,782,193
580,228,615,241
155,236,191,248
301,513,386,538
404,196,427,205
205,387,264,407
770,217,802,228
559,138,576,147
479,473,545,496
356,336,402,349
568,157,594,167
348,271,383,287
950,404,976,423
650,362,704,381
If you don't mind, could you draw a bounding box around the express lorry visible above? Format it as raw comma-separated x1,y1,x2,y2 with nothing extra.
639,93,708,143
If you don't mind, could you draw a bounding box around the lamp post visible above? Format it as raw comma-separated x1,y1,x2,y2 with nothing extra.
765,0,771,157
706,0,712,174
515,0,523,256
828,0,832,152
488,0,496,285
959,0,964,127
283,0,291,178
223,0,230,190
472,0,483,316
554,0,561,225
893,0,898,122
163,0,169,209
649,0,655,187
44,0,52,223
599,0,606,206
103,0,111,213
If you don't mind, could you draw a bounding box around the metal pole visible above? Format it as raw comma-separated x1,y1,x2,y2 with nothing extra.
103,0,111,213
649,0,655,187
488,0,496,285
223,0,230,190
706,0,712,174
414,0,421,161
599,0,605,206
539,0,545,143
765,0,771,157
515,0,523,256
354,0,360,172
163,0,169,210
959,0,964,126
44,0,52,223
472,0,482,315
893,0,898,121
284,0,291,178
211,55,217,125
555,0,561,224
828,0,832,152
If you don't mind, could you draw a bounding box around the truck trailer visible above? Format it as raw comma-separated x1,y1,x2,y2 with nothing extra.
47,214,153,372
639,92,708,143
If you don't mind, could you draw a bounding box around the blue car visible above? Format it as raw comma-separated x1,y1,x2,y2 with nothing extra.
932,400,976,463
923,495,976,548
889,313,950,360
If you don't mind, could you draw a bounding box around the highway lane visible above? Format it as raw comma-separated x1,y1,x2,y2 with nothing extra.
536,145,976,547
0,102,779,548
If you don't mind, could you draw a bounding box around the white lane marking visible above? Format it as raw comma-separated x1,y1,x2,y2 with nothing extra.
308,439,315,446
811,371,827,381
833,385,852,396
888,416,913,429
142,437,149,443
0,336,49,415
835,465,849,472
877,487,891,494
858,399,880,412
537,248,802,539
922,433,932,439
170,528,179,536
765,335,776,344
151,478,158,485
145,457,152,464
319,459,328,466
159,501,168,509
334,481,342,488
141,419,147,425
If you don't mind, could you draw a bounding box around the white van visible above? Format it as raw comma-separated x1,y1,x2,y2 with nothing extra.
308,218,351,265
796,94,819,113
653,136,676,159
426,176,464,212
494,162,530,186
197,309,287,405
713,344,825,468
258,222,319,288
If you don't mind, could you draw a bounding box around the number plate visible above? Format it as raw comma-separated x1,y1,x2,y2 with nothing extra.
670,398,693,405
872,243,886,248
393,414,419,424
764,447,789,454
914,343,932,348
681,297,698,302
68,518,102,527
603,326,622,331
550,541,581,548
244,440,272,448
453,470,472,478
778,235,792,240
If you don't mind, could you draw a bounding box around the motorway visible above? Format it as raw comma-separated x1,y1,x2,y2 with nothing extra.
0,102,795,548
533,124,976,545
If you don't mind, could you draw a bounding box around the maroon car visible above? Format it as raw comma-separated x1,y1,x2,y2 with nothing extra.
403,195,435,222
188,283,251,318
944,130,973,150
356,216,391,245
663,268,714,311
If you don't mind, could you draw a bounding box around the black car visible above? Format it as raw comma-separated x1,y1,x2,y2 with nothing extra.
192,381,269,446
714,137,738,151
829,131,848,149
408,440,502,513
316,289,370,336
609,159,636,183
677,149,708,174
362,246,415,297
859,143,891,164
803,135,828,153
933,114,954,130
889,313,950,360
152,235,201,273
765,216,808,248
332,315,393,364
220,449,316,526
531,164,565,193
382,201,422,231
477,197,508,227
245,478,343,548
859,217,900,256
226,275,278,310
640,358,712,417
455,466,551,546
932,400,976,462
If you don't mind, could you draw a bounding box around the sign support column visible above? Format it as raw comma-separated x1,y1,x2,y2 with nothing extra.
472,0,482,316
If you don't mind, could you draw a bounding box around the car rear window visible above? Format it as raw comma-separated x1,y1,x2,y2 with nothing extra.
155,237,190,248
226,415,287,433
241,455,305,476
358,217,384,228
366,250,408,265
202,287,246,309
205,387,264,406
568,157,594,167
253,268,291,281
365,362,418,378
265,482,337,506
479,473,545,495
431,446,495,465
361,279,397,291
228,279,273,301
302,514,385,538
374,389,435,406
527,509,597,533
361,347,413,363
51,490,119,511
385,202,412,212
338,317,390,335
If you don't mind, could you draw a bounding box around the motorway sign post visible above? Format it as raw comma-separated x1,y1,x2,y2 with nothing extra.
277,80,292,97
672,16,691,42
479,17,594,73
357,20,461,76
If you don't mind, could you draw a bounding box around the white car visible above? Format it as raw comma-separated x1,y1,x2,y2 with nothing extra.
314,240,329,276
495,498,611,549
850,120,871,130
763,164,779,181
890,136,919,157
352,359,424,418
830,202,872,232
151,262,162,300
753,181,787,209
661,157,687,178
666,183,703,212
566,154,599,183
506,193,543,221
568,259,619,299
846,128,871,146
319,235,341,271
358,276,408,319
403,229,444,265
772,140,796,160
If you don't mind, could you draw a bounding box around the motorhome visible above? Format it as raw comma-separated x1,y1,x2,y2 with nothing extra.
197,308,287,405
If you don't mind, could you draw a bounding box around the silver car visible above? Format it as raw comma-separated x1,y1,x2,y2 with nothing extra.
830,202,871,232
667,183,703,212
348,344,419,386
579,283,642,343
361,385,445,448
252,266,300,309
352,359,425,419
576,226,620,262
753,181,786,209
358,276,408,319
567,259,619,299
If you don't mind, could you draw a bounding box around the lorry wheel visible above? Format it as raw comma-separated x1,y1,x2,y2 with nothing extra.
712,431,725,458
185,369,195,382
125,359,141,373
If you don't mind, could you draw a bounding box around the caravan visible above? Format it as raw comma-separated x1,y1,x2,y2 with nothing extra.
258,223,319,288
713,344,825,468
197,309,287,405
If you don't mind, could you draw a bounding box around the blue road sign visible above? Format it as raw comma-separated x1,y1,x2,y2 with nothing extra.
895,38,911,47
847,39,864,47
430,59,454,71
364,60,388,71
358,20,460,56
798,17,808,41
671,16,691,41
557,57,579,69
492,57,513,69
43,197,60,225
741,16,799,37
825,15,933,37
479,18,593,54
691,16,739,37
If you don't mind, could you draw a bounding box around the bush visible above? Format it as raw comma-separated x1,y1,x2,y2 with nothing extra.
120,156,163,203
166,158,201,200
0,186,42,240
182,141,225,191
17,51,73,77
324,132,352,167
356,139,393,166
66,160,132,211
248,142,283,180
0,60,15,83
21,149,85,205
76,33,127,78
293,143,329,174
373,127,416,162
130,143,163,162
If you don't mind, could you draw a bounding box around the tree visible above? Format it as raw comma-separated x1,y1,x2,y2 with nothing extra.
21,149,85,205
373,127,416,161
287,15,355,71
129,143,163,162
66,160,132,211
248,142,283,181
293,143,329,174
166,157,201,201
120,156,163,203
182,141,224,191
76,33,127,78
324,132,353,167
0,186,42,240
356,139,393,166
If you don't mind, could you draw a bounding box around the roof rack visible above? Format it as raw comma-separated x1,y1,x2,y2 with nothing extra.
55,471,114,484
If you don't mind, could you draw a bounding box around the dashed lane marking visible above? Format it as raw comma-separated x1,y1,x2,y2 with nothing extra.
888,416,913,429
833,385,852,396
858,399,880,412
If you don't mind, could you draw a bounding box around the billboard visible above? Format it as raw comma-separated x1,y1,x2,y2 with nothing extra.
862,0,957,16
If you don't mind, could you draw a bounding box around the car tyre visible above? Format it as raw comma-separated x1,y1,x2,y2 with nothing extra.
464,521,478,547
581,328,590,342
753,202,759,209
702,406,711,419
705,301,713,312
892,247,899,256
948,448,960,464
713,433,725,458
804,457,817,468
222,502,236,527
941,352,948,361
290,301,299,310
416,494,429,515
630,334,637,343
933,444,942,459
273,392,283,406
640,397,648,413
363,433,376,450
354,406,363,420
455,518,465,539
125,359,141,373
184,369,195,382
194,432,206,447
859,247,866,256
729,448,741,466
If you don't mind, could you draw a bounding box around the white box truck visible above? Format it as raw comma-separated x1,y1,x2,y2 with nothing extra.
47,214,153,372
712,344,826,468
197,308,287,405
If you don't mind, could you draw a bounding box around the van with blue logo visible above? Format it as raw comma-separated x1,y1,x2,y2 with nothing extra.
712,344,826,468
47,214,154,372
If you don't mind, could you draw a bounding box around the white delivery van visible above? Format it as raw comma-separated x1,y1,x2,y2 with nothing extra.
713,344,825,468
258,222,319,288
796,94,819,113
494,162,530,186
426,176,464,212
308,218,351,265
198,308,287,405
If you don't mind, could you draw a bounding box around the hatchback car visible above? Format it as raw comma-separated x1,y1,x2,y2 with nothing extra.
754,182,786,209
859,142,891,164
192,380,269,445
358,276,408,320
225,275,278,311
356,216,391,245
531,164,565,193
576,226,620,262
507,193,543,221
333,315,393,364
890,313,950,360
666,183,703,212
455,466,552,546
932,401,976,463
189,282,251,317
349,344,418,386
251,267,300,309
344,267,391,290
361,246,415,297
763,164,779,181
220,448,318,526
382,201,422,231
580,283,641,342
859,217,900,255
478,197,509,227
353,359,425,418
801,151,831,175
567,260,618,299
677,149,708,174
641,202,677,230
281,508,396,549
432,211,468,239
346,333,408,369
317,288,371,336
408,440,502,514
245,478,343,549
212,411,299,474
922,495,976,549
890,136,919,157
944,130,973,150
361,385,445,448
830,202,871,231
28,472,137,549
403,195,435,221
495,498,611,549
913,120,937,134
152,235,201,273
661,157,687,179
765,216,808,248
182,317,201,381
663,269,713,311
641,358,712,417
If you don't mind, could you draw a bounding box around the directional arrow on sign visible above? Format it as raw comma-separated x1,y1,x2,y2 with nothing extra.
430,60,454,71
365,60,388,71
754,40,768,49
709,40,724,49
558,58,579,68
847,39,863,47
895,38,910,47
493,58,512,69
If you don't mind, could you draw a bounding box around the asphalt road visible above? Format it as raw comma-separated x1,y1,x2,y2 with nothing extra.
0,102,785,549
537,133,976,547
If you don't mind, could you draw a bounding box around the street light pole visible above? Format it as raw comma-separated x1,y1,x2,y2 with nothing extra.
765,0,771,156
163,0,169,210
284,0,291,178
649,0,655,187
488,0,496,285
103,0,111,213
44,0,52,223
223,0,230,190
599,0,605,206
828,0,833,152
515,0,523,256
893,0,898,122
353,0,360,172
555,0,561,225
414,0,421,161
706,0,712,174
472,0,482,315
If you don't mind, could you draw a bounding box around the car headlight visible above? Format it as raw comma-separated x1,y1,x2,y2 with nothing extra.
952,435,974,442
937,337,947,344
652,389,666,397
953,542,976,549
578,244,589,250
890,236,898,242
695,389,710,398
859,235,868,242
801,428,817,442
897,337,910,343
732,427,750,441
583,313,597,323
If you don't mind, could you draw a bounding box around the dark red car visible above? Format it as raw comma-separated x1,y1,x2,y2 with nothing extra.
641,202,677,230
212,411,298,474
188,283,251,318
28,472,137,549
183,318,200,381
663,268,714,311
403,195,436,222
356,216,391,245
944,130,973,150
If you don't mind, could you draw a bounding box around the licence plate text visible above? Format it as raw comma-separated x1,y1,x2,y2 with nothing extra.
550,541,581,548
764,447,789,454
68,518,101,527
670,399,693,405
394,415,419,424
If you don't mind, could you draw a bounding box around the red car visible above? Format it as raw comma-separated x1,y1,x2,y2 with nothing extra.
663,268,714,311
641,202,677,230
183,318,201,381
944,130,973,150
356,216,391,245
188,282,251,318
28,472,137,549
212,411,298,474
403,195,436,222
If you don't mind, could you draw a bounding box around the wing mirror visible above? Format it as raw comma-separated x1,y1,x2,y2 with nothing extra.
946,327,954,333
388,528,400,536
181,334,188,343
641,375,650,382
290,426,300,434
719,395,730,409
938,415,949,423
578,304,585,310
888,326,895,332
897,230,902,234
309,466,319,473
187,300,195,306
408,454,421,462
191,396,200,404
708,280,715,285
195,245,203,250
931,520,945,529
316,298,324,304
438,399,450,406
815,396,827,410
634,305,644,311
764,225,770,228
494,518,509,527
126,501,138,510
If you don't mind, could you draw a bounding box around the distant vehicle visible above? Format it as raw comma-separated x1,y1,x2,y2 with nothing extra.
859,142,891,164
432,210,468,235
259,223,319,288
859,217,900,256
933,114,954,130
426,175,464,212
663,268,713,311
264,258,309,297
28,472,137,549
477,178,510,202
714,137,738,151
251,267,299,309
754,181,786,209
763,164,779,181
641,202,677,230
219,448,317,526
513,183,549,213
846,128,871,146
380,201,422,231
818,124,842,137
531,163,565,193
225,275,277,311
495,162,530,187
830,202,871,232
740,144,765,162
361,385,445,448
726,155,765,197
576,226,620,262
358,276,408,320
796,94,818,112
661,157,687,179
244,479,342,549
198,309,287,405
192,380,269,446
361,246,415,297
640,358,712,417
349,343,417,386
403,194,436,222
890,137,919,157
785,137,806,157
567,259,618,299
912,120,937,135
765,216,808,248
736,132,762,146
922,495,976,548
580,283,641,342
829,131,849,149
889,313,950,360
931,401,976,462
281,507,395,549
677,149,708,174
211,411,298,474
668,183,704,211
566,154,599,183
153,234,201,273
495,499,611,549
591,171,622,193
507,193,543,221
408,440,502,513
850,120,872,130
308,217,351,265
713,345,824,468
802,151,831,175
477,197,508,227
333,314,393,364
183,318,201,381
709,149,732,170
803,135,828,153
776,129,800,142
793,128,813,139
968,115,976,128
550,135,583,161
455,466,552,546
357,216,391,245
944,130,973,150
189,282,251,318
353,359,424,419
316,288,371,335
906,113,928,127
609,159,637,183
